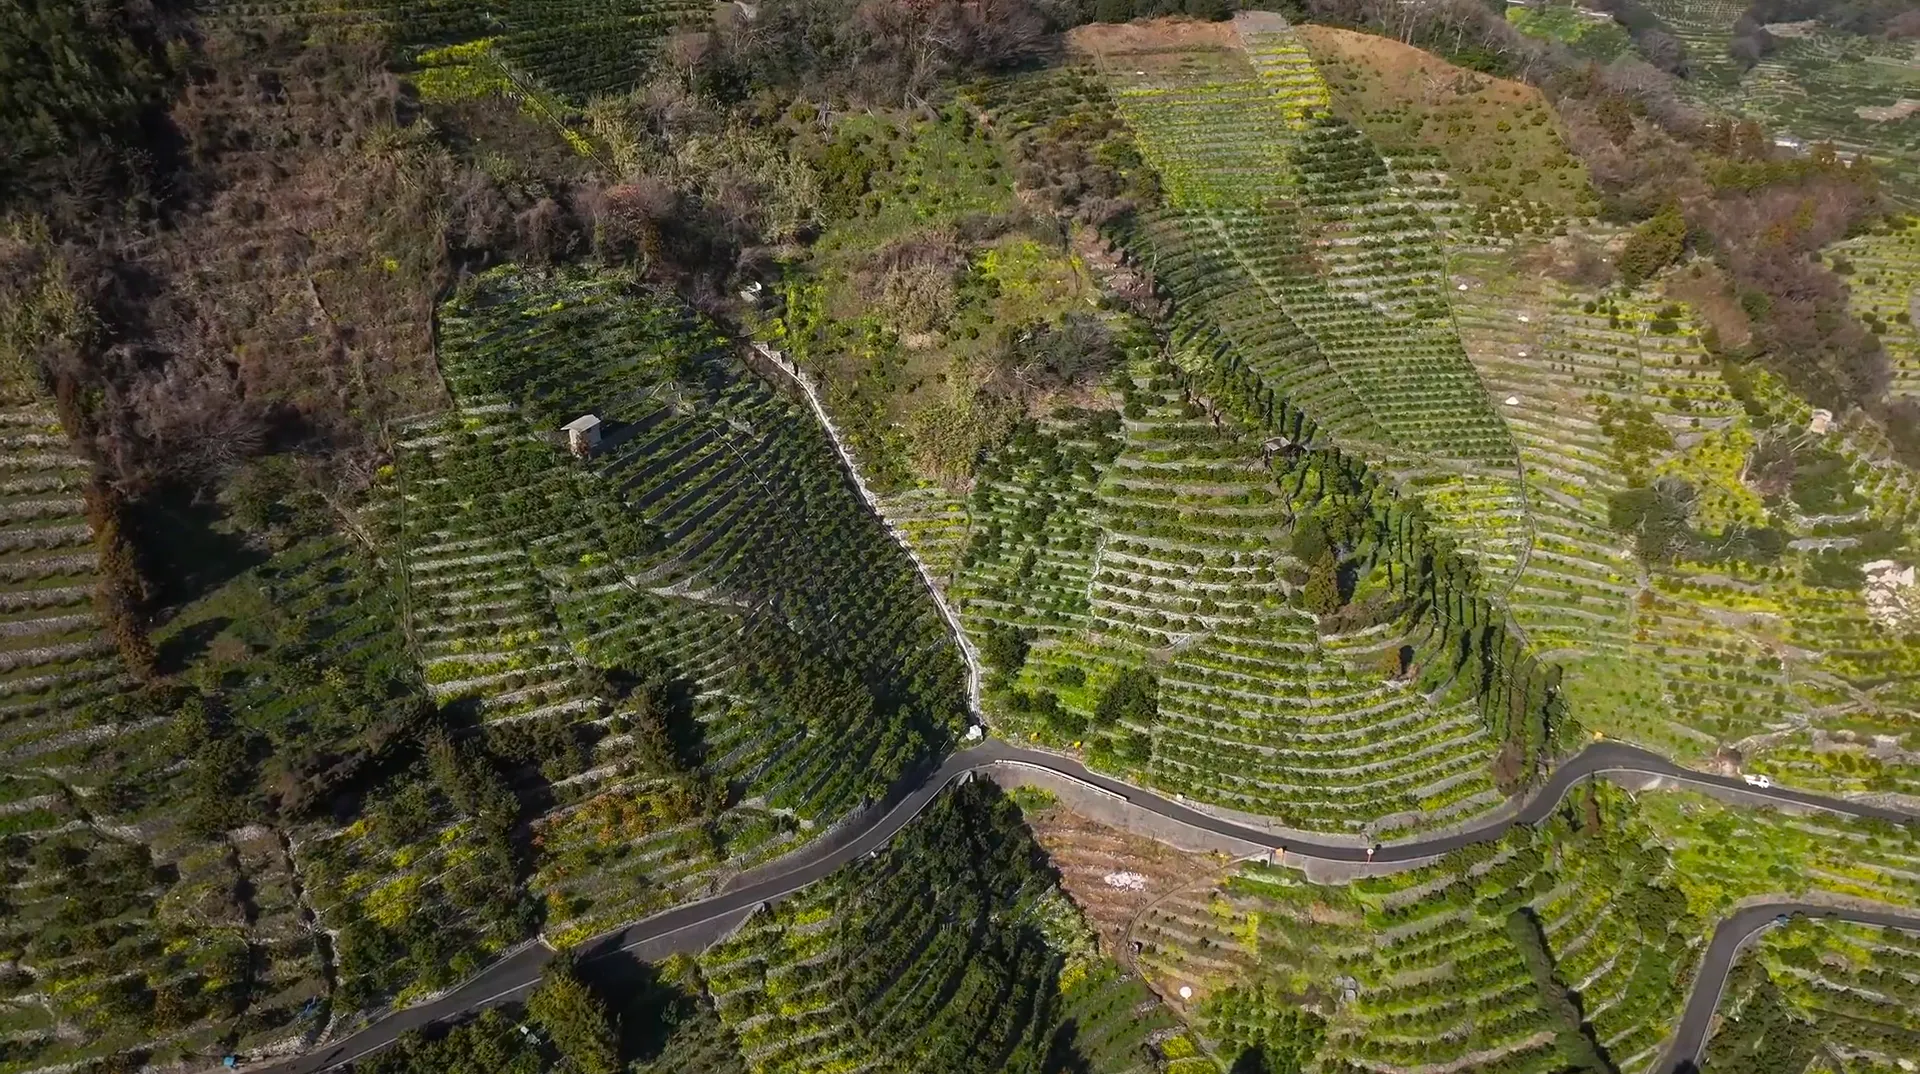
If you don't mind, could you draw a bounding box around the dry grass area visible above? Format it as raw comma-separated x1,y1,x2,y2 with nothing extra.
1858,98,1920,122
1021,801,1229,956
1066,16,1241,60
1299,25,1595,215
1665,262,1755,350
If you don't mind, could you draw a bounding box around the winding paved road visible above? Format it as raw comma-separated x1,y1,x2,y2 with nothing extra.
259,737,1920,1074
1660,902,1920,1073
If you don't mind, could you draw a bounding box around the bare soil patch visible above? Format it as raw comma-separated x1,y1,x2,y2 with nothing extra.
1067,16,1241,61
1023,802,1229,956
1858,99,1920,122
1297,25,1594,214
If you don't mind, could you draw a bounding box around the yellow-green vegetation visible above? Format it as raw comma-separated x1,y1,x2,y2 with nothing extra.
768,103,1101,491
1506,3,1634,61
693,782,1208,1074
1706,918,1920,1072
1448,244,1920,785
202,0,714,104
1831,215,1920,397
1118,782,1920,1074
1299,24,1598,224
410,39,596,157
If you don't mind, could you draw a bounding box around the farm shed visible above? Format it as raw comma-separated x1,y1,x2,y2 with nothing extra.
563,414,602,458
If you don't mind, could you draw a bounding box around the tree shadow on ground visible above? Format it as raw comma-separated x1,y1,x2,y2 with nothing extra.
131,489,267,611
154,615,232,676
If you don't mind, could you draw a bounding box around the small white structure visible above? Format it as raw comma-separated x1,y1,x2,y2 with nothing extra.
963,723,983,742
1808,408,1834,435
739,279,765,303
1456,282,1470,291
1177,986,1193,1001
563,414,602,458
1517,313,1531,323
1504,395,1521,406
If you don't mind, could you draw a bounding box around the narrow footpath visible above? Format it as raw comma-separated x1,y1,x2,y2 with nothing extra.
753,341,984,717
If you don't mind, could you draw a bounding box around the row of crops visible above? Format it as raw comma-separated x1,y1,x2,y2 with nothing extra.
1706,917,1920,1071
1831,219,1920,398
368,266,970,943
1062,20,1517,470
201,0,712,103
0,379,349,1071
0,532,404,1066
1,254,990,1071
690,781,1211,1074
1444,245,1920,792
944,349,1504,836
1616,0,1920,198
1028,13,1917,811
1117,780,1920,1074
0,403,122,743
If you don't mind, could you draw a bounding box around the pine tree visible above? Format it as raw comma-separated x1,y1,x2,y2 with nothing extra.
528,956,621,1074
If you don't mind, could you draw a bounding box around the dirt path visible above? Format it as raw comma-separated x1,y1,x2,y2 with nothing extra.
752,342,984,720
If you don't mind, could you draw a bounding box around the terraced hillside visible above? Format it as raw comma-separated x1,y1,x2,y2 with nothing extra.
0,367,353,1072
201,0,711,104
1298,24,1598,232
688,781,1210,1074
939,17,1594,835
1622,0,1920,195
1069,12,1516,471
1444,245,1920,796
1730,29,1920,186
380,266,967,943
1705,918,1920,1071
1039,781,1920,1074
0,403,120,734
950,342,1517,837
1831,218,1920,398
0,568,344,1067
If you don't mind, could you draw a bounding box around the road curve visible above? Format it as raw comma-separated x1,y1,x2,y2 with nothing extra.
257,739,1918,1074
1660,902,1920,1072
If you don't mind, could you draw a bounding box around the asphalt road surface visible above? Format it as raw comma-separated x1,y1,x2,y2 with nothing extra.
1660,902,1920,1072
258,738,1919,1074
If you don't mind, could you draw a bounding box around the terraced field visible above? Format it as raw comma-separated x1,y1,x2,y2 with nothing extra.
1629,0,1920,195
1066,14,1514,470
1706,918,1920,1070
1734,31,1920,184
1111,781,1920,1074
0,549,366,1070
0,403,121,741
949,349,1503,837
1832,219,1920,397
376,266,968,942
1443,244,1920,790
0,373,342,1071
692,782,1209,1074
201,0,711,103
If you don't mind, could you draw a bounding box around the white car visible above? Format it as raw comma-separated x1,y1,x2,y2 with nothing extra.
1742,773,1773,789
